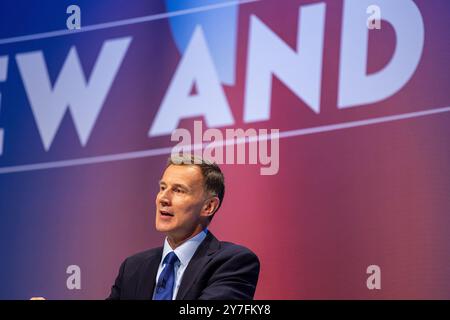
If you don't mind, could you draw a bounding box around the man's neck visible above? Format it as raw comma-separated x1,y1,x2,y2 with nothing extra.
167,226,205,249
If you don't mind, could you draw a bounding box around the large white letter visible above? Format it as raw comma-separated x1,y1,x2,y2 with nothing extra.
16,37,131,150
338,0,424,108
149,26,234,137
244,3,326,123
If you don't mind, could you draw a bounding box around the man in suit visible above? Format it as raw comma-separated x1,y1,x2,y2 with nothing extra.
108,155,260,300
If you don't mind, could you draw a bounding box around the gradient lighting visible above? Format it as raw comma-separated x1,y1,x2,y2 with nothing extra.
0,0,449,299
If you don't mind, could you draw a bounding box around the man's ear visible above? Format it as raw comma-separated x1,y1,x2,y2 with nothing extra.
202,197,220,218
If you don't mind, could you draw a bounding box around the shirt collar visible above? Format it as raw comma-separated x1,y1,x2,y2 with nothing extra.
161,228,208,267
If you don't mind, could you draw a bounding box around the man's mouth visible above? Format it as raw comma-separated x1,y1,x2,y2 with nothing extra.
160,210,174,217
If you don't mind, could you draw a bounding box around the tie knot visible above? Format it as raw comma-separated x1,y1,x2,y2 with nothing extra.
163,251,179,266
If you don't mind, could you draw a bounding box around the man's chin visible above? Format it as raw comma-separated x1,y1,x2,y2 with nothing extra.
155,222,174,233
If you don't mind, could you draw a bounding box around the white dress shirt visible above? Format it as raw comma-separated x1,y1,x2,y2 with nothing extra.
152,228,208,300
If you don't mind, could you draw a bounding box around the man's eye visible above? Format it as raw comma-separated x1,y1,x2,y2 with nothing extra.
174,188,184,193
160,186,166,191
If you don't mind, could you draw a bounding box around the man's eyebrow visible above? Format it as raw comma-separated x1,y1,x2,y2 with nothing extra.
158,181,190,191
172,183,190,191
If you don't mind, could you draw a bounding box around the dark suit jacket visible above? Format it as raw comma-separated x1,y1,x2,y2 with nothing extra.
107,232,260,300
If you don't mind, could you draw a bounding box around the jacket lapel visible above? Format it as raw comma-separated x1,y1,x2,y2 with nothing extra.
135,249,162,299
175,231,220,300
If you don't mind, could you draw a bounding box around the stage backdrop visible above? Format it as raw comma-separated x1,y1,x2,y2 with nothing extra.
0,0,449,299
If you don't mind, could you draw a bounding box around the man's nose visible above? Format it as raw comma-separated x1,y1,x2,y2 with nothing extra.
158,190,171,206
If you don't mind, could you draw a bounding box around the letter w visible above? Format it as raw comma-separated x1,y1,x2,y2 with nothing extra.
16,37,132,150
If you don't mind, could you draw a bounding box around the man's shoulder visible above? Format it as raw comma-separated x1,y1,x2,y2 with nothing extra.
215,240,259,262
124,247,162,266
218,241,254,253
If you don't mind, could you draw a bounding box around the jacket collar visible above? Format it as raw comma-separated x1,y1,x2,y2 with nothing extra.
176,231,220,300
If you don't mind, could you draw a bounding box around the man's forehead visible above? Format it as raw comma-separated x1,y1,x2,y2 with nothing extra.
161,165,203,185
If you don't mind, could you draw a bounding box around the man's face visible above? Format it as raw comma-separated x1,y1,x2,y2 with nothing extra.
155,164,208,239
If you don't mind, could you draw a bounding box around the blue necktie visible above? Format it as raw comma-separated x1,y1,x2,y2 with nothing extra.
154,251,179,300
